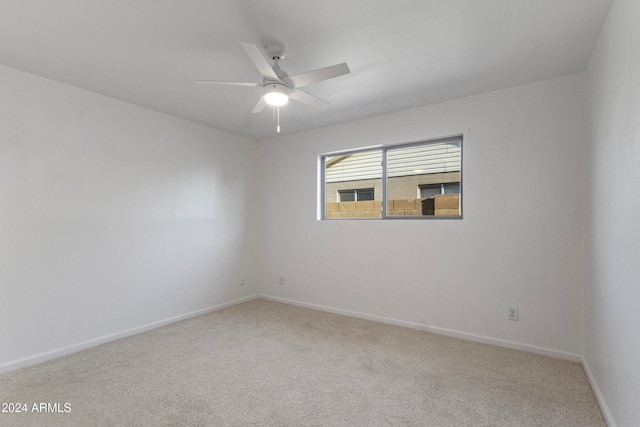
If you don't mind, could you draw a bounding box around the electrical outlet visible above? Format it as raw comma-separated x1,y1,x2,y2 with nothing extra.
508,307,519,321
279,276,285,286
240,276,245,286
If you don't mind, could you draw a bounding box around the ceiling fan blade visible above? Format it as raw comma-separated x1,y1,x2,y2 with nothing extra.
288,63,350,88
252,96,267,114
240,42,279,81
194,80,261,87
289,89,331,109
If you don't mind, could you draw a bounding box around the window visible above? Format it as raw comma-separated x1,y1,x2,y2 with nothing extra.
321,135,462,219
419,183,460,199
338,188,374,202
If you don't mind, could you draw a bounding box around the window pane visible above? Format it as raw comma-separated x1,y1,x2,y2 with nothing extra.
338,190,355,202
443,183,460,194
356,188,374,201
325,151,382,219
419,184,441,199
387,142,461,217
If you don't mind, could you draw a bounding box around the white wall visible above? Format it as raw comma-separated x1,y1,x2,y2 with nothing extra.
0,65,258,370
584,0,640,425
257,73,586,358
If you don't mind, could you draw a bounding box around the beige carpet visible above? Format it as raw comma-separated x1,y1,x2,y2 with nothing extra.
0,299,605,426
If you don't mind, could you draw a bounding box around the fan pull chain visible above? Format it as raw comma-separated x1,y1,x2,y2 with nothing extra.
277,106,281,133
271,106,282,133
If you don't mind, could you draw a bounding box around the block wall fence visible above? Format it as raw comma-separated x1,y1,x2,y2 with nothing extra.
326,194,460,218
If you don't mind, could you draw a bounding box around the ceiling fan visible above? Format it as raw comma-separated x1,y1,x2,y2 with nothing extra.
195,41,350,118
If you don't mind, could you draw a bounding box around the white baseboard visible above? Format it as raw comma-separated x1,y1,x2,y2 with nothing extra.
0,294,259,375
581,357,617,427
259,294,582,362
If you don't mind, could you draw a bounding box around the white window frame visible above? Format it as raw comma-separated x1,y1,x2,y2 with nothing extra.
319,134,463,220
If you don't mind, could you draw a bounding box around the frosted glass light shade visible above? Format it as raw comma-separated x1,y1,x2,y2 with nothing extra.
264,83,289,106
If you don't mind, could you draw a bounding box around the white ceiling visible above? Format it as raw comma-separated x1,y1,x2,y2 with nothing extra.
0,0,612,141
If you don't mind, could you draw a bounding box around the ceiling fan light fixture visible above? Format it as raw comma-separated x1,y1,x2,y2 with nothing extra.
264,83,289,106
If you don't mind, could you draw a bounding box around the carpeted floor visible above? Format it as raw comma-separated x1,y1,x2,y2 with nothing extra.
0,299,605,426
